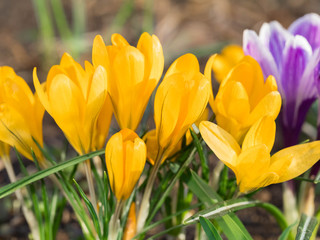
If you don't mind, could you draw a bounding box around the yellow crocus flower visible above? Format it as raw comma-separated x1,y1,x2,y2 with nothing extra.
208,45,244,84
200,117,320,193
33,53,109,155
105,129,146,200
212,56,281,143
92,33,164,131
153,54,211,162
0,66,44,161
204,45,244,109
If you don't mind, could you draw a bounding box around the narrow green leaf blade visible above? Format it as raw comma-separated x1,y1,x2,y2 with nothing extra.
199,216,223,240
278,221,297,240
190,129,209,182
295,214,318,240
184,198,260,224
73,179,102,239
183,169,253,240
0,149,104,199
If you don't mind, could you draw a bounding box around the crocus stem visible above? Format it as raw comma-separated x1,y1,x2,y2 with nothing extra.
211,161,224,190
108,200,124,240
136,152,164,233
283,182,299,233
84,159,98,214
2,156,40,240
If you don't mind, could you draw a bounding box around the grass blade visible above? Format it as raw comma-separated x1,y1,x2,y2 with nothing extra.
184,169,253,240
184,198,260,225
199,216,223,240
296,214,318,240
279,221,297,240
73,179,102,239
0,149,104,199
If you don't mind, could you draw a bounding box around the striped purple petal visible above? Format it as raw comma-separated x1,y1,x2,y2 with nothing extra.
289,13,320,51
243,29,279,81
259,21,289,69
280,35,312,104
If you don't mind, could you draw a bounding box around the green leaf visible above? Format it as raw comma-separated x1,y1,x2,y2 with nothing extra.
183,169,253,240
190,129,209,182
184,198,260,224
146,147,197,225
73,179,102,239
296,214,318,240
278,221,297,240
199,216,223,240
0,149,104,199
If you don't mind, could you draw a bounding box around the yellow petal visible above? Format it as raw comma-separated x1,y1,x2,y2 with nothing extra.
60,53,88,97
221,45,244,64
86,65,107,106
245,91,281,127
111,46,145,130
111,33,130,47
105,131,124,200
154,73,184,148
143,129,158,165
204,55,215,110
137,32,164,82
48,74,85,154
92,94,113,150
92,35,109,71
123,137,146,199
236,144,271,193
199,121,240,168
219,81,250,123
164,53,199,80
123,203,137,240
242,116,276,152
0,104,41,161
271,141,320,183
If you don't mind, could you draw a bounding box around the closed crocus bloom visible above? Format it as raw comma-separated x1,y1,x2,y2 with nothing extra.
33,53,108,154
209,45,244,83
0,67,44,161
243,13,320,146
200,117,320,193
213,56,281,143
106,129,146,200
154,54,210,161
92,33,164,131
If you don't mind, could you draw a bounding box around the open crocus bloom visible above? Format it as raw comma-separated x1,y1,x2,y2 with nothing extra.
92,33,164,131
33,53,109,154
200,117,320,193
153,54,210,162
212,56,281,143
0,66,44,161
243,13,320,146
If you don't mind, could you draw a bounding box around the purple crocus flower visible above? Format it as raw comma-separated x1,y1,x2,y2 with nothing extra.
243,13,320,147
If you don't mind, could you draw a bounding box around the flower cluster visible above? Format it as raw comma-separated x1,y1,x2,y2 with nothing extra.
1,13,320,239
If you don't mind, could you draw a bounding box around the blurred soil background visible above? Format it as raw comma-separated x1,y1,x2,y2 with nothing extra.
0,0,320,239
